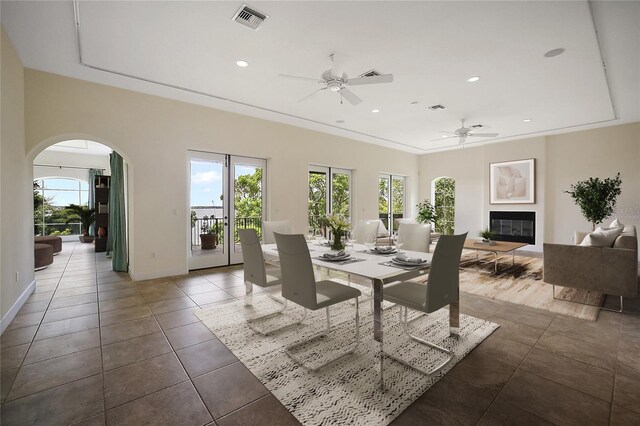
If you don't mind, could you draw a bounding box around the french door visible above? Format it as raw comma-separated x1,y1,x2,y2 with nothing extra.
378,174,406,235
308,166,352,234
188,151,266,269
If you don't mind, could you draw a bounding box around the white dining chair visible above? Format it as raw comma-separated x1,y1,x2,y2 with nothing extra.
274,232,361,371
381,232,467,377
263,220,293,244
239,229,296,336
353,220,381,244
397,222,432,253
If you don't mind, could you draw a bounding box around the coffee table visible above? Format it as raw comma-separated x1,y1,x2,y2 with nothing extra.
463,239,528,274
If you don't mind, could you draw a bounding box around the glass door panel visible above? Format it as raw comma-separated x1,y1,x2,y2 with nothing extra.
230,156,266,264
331,169,351,219
308,167,329,235
379,174,406,234
188,151,228,269
378,176,391,233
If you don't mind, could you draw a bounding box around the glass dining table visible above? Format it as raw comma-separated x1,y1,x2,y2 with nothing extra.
261,240,460,389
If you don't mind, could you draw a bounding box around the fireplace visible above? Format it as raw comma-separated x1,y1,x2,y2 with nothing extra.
489,211,535,245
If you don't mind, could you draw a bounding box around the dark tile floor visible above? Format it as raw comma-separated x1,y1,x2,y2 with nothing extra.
1,242,639,425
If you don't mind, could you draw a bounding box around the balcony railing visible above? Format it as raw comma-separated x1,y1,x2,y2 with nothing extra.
191,217,262,246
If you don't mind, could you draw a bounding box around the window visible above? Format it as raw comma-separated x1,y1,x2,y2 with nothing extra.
379,174,406,234
308,166,352,234
433,177,455,235
34,178,88,236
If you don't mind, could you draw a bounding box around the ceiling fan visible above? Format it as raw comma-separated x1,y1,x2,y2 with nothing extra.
439,119,499,144
279,53,394,105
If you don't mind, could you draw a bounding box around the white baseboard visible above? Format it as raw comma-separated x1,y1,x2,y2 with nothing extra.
1,279,36,335
130,267,187,282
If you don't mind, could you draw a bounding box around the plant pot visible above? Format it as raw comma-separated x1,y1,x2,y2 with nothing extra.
200,233,218,250
79,235,95,243
330,230,345,251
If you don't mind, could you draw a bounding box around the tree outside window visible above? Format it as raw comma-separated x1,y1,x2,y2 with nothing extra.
434,177,455,235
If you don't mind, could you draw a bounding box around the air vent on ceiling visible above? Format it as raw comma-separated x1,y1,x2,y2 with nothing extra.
232,4,268,31
359,69,381,78
427,104,446,111
470,124,484,128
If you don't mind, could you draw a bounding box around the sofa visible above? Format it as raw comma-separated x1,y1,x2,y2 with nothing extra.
543,225,638,299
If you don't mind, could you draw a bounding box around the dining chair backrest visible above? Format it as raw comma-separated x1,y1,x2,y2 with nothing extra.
273,232,317,309
353,220,380,244
238,228,268,287
425,232,467,312
397,222,432,252
263,220,293,244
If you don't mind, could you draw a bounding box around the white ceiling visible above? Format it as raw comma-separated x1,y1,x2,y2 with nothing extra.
2,1,638,154
45,139,113,156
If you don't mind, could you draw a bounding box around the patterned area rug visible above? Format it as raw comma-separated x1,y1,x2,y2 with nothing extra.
455,252,604,321
197,293,498,426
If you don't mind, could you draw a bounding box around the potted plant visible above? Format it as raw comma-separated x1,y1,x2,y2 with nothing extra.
321,213,350,251
479,227,496,243
200,223,218,250
65,204,96,243
565,173,622,231
416,199,437,228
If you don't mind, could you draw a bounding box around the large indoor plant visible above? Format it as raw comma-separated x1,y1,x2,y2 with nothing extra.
322,213,350,251
65,204,96,243
416,199,437,228
565,173,622,230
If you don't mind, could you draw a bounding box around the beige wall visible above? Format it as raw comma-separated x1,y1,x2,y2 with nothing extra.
419,122,640,251
1,29,34,326
24,70,419,280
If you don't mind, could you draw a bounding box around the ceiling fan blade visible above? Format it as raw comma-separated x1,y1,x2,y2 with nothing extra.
468,132,499,137
339,88,363,105
297,87,326,103
346,74,394,86
279,74,323,83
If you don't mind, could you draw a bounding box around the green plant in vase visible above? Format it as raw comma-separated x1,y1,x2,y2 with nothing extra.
479,227,496,243
322,213,350,251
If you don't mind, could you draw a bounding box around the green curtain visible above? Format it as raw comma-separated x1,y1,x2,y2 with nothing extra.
88,168,103,236
106,152,128,272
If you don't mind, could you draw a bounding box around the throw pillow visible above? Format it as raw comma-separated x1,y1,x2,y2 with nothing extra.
579,227,624,247
610,218,624,228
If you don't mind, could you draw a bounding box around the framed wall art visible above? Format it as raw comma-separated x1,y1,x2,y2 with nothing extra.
490,159,535,204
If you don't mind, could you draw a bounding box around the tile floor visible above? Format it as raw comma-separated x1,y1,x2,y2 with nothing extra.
1,242,639,425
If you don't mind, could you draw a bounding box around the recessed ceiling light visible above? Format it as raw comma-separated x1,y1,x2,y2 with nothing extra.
336,120,345,124
441,135,448,138
522,118,532,123
466,76,481,83
236,60,249,67
544,48,565,58
371,109,380,113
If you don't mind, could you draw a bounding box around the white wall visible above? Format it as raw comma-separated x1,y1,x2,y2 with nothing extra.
24,69,419,280
419,123,640,251
1,29,35,329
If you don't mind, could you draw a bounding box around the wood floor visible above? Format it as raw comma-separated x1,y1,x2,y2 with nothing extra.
1,242,639,425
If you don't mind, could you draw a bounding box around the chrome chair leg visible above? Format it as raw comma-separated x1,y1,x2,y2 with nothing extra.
382,305,455,376
246,286,307,336
285,298,360,371
552,285,629,314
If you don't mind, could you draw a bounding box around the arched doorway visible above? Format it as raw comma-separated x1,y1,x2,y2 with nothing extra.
432,177,455,235
31,138,130,272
